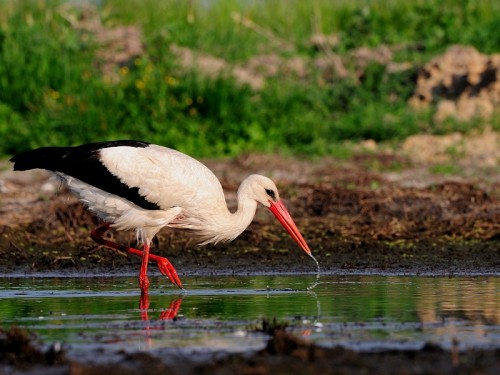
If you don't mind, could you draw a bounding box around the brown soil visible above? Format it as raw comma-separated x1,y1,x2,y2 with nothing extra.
1,141,499,276
1,140,499,374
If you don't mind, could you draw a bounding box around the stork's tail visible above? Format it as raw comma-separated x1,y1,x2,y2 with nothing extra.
10,147,71,172
10,140,150,172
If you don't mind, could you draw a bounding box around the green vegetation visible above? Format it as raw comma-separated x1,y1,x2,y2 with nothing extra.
0,0,499,157
429,163,461,175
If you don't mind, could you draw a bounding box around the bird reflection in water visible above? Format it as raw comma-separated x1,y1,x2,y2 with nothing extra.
139,293,183,346
139,293,183,322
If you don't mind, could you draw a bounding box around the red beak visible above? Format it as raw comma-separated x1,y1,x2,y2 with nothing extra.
268,200,311,256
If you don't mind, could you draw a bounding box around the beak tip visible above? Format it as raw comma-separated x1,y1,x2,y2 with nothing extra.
269,199,312,257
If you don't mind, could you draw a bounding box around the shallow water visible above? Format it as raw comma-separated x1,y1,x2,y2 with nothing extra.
1,275,499,354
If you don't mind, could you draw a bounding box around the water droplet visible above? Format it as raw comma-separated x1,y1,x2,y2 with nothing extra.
306,253,321,291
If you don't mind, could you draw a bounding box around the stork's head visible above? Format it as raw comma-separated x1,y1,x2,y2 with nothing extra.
242,174,280,207
242,174,311,256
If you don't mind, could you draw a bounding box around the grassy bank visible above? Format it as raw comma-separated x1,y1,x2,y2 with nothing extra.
0,0,499,157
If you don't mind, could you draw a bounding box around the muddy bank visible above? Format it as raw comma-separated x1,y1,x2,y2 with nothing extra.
0,148,499,276
2,326,499,375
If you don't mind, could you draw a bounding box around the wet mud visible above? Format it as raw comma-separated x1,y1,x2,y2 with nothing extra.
2,325,500,375
1,151,499,374
1,153,498,276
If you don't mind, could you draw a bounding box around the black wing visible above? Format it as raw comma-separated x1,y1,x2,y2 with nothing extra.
10,140,160,210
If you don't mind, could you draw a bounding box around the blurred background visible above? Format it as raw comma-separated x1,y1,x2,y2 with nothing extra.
0,0,499,158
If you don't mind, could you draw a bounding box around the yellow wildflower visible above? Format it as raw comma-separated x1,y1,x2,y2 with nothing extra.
119,66,129,76
165,76,178,86
135,79,146,90
48,89,60,100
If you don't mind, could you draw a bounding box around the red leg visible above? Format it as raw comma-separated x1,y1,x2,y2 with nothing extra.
139,294,182,321
90,223,183,289
139,242,150,293
138,293,153,346
139,291,150,321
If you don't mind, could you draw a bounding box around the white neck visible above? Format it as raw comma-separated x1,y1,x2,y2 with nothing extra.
230,187,259,236
189,178,259,245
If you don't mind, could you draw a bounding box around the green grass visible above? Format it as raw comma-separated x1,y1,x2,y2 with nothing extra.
429,163,461,176
0,0,499,157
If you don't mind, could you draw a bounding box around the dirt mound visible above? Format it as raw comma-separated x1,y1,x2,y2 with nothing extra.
59,3,143,81
170,46,306,90
0,326,65,368
401,128,500,167
409,45,500,122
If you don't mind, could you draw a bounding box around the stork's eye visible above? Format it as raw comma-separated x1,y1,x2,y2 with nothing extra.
265,188,276,200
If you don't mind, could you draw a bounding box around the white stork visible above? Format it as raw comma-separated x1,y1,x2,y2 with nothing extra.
10,140,312,293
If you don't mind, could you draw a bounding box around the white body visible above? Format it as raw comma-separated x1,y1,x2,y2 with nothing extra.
58,145,270,246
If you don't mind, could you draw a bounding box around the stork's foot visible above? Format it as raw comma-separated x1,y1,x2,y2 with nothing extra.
91,223,183,289
156,257,183,289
